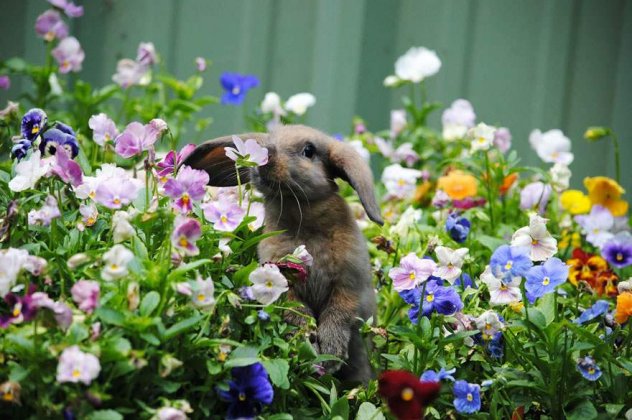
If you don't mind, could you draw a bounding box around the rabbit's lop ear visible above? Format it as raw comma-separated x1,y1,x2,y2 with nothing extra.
329,142,384,226
181,133,267,186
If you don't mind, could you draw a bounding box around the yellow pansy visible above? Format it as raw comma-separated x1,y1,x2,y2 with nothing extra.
584,176,628,217
560,190,591,214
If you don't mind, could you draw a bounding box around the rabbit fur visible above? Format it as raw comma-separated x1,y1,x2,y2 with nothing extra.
183,125,383,384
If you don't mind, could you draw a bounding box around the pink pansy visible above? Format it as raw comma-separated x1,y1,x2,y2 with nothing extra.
136,42,157,67
511,214,558,261
94,176,143,209
28,196,61,227
0,76,10,90
32,292,73,330
202,198,246,232
163,165,209,214
71,280,100,314
34,9,69,41
56,345,100,385
225,135,268,166
88,113,118,146
388,253,437,291
171,217,202,256
433,246,469,284
74,164,128,201
115,120,168,158
79,202,98,227
52,37,85,74
156,144,196,182
112,58,148,88
50,147,83,186
390,109,407,139
48,0,84,17
392,143,419,167
493,127,512,153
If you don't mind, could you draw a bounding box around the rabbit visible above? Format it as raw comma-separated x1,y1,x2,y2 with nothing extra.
182,124,383,384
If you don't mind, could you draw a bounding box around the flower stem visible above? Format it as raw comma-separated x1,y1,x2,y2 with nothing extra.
484,151,496,232
611,132,621,184
235,166,243,207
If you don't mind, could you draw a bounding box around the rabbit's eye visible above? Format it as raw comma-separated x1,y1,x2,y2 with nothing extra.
302,143,316,159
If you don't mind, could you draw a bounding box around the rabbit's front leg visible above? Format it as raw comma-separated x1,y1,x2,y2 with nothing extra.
316,288,358,371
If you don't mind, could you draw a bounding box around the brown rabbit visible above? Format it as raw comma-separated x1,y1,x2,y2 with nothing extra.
183,125,383,384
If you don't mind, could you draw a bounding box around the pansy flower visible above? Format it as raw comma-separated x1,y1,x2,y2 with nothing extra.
381,164,423,200
529,129,573,165
511,214,557,262
0,248,29,298
39,123,79,158
21,108,47,141
249,264,288,305
601,232,632,268
480,265,522,306
576,356,602,381
442,99,475,140
88,113,119,146
101,245,134,281
453,380,481,414
467,122,496,153
284,92,316,116
11,140,32,160
489,245,532,281
114,120,168,158
388,253,437,292
560,190,591,215
220,72,259,105
525,257,569,303
437,170,477,200
156,144,196,182
50,146,82,186
615,291,632,324
433,246,468,284
378,370,440,420
420,367,456,383
190,275,215,310
51,36,85,74
574,300,610,325
28,195,61,227
225,136,269,167
48,0,84,18
0,287,38,328
218,362,273,419
202,198,246,232
56,346,101,385
574,205,614,248
171,217,201,256
34,9,68,41
520,182,552,215
163,166,209,214
445,212,470,243
584,176,628,217
71,280,100,314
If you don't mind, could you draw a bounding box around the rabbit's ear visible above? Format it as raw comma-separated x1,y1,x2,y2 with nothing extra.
181,133,267,186
329,142,384,225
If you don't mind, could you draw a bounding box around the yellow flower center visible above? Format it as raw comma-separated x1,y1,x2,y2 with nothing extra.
426,294,434,302
467,393,473,402
2,391,12,401
113,198,121,205
110,264,119,270
588,367,595,375
197,293,206,302
265,281,273,288
181,193,190,205
531,239,538,245
179,237,189,247
477,137,486,144
397,179,406,187
105,134,111,142
542,277,550,286
32,126,40,134
616,253,623,261
12,304,21,318
238,392,247,401
401,387,414,401
72,369,81,378
505,261,513,270
89,191,96,199
220,215,228,224
485,323,492,330
87,217,96,226
499,284,508,291
409,272,416,280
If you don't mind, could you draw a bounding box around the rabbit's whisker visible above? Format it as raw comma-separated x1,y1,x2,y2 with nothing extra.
286,182,303,236
276,181,284,226
290,179,311,210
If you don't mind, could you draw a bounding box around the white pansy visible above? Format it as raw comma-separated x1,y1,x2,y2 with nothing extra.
381,164,422,200
9,151,50,192
432,246,469,284
191,276,215,310
468,123,497,153
348,140,370,163
249,264,289,305
549,163,571,192
292,245,313,267
284,93,316,116
394,47,441,83
529,129,574,165
390,207,422,239
474,310,504,337
0,248,29,297
101,245,134,281
511,214,558,261
480,265,522,306
383,75,400,87
260,92,285,116
112,210,136,243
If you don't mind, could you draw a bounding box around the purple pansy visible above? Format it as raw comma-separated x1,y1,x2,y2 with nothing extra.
112,58,148,88
388,253,436,292
163,165,209,213
0,287,38,328
601,232,632,268
88,113,119,146
401,280,463,323
156,144,196,182
21,108,48,141
202,198,246,232
520,182,552,215
34,9,69,41
220,72,259,105
420,367,456,383
11,140,32,160
218,362,274,419
48,0,84,17
51,147,83,186
525,257,569,303
32,292,73,330
71,280,100,314
0,75,9,90
94,177,143,209
576,356,602,381
453,380,481,414
114,120,167,158
52,36,85,74
39,126,79,158
171,217,202,256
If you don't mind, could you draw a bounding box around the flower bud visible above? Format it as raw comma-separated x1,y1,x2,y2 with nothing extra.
584,126,611,141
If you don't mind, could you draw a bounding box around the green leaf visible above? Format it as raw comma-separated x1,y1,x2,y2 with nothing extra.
225,346,260,368
262,359,290,389
139,291,160,317
267,415,293,420
166,259,212,282
163,313,204,340
330,397,350,420
477,235,505,251
356,402,385,420
536,293,555,327
96,307,126,326
85,410,123,420
526,308,547,330
604,404,624,417
566,400,597,420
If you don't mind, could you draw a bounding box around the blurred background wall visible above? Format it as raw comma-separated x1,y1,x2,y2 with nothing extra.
1,0,631,191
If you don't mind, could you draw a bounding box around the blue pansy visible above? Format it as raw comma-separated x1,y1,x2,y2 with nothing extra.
525,257,569,303
446,212,471,243
21,108,47,141
421,367,456,382
453,380,481,414
399,280,463,323
11,139,32,160
487,332,504,359
490,245,532,281
257,310,270,321
39,127,79,158
218,362,274,419
454,273,476,289
220,72,259,105
574,300,610,325
576,356,602,381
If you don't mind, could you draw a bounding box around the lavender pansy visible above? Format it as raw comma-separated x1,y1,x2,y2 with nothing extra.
575,205,614,248
88,113,118,146
56,346,101,385
52,37,84,74
493,127,512,153
115,120,167,158
34,10,69,41
136,42,157,67
171,217,202,256
51,147,82,186
442,99,476,140
163,165,209,214
225,136,269,167
95,176,143,209
48,0,84,17
0,75,10,90
520,182,552,215
28,195,61,227
156,144,196,181
202,198,246,232
71,280,100,314
388,253,436,291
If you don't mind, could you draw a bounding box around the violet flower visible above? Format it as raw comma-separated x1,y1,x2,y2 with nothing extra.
34,9,69,41
52,37,85,74
56,345,101,385
445,213,471,243
21,108,48,141
51,147,83,186
601,232,632,268
156,144,196,182
388,253,437,292
202,198,246,232
525,257,569,303
71,280,100,314
88,113,119,146
136,42,157,66
28,195,61,227
94,177,143,209
220,72,259,105
0,75,9,90
48,0,84,17
163,165,209,214
114,120,167,158
171,217,202,256
225,136,269,167
520,182,552,215
0,287,38,328
40,126,79,158
32,292,73,330
11,140,32,160
493,127,512,153
112,59,148,88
